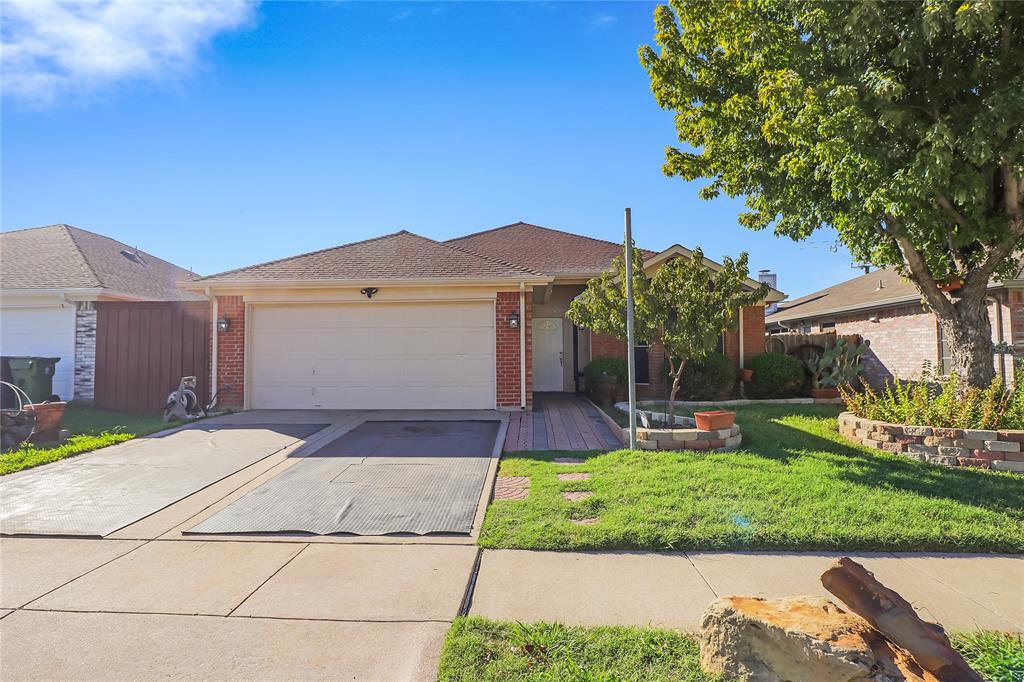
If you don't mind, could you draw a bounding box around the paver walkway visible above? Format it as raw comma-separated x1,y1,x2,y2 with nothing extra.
504,393,622,451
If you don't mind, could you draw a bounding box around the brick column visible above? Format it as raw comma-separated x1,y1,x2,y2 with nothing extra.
215,296,245,409
496,291,532,409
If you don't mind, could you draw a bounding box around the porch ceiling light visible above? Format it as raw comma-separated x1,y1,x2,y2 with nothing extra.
217,317,231,333
360,287,379,299
508,311,520,329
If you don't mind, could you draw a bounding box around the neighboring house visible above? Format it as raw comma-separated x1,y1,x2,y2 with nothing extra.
0,224,203,401
188,222,785,411
765,264,1024,386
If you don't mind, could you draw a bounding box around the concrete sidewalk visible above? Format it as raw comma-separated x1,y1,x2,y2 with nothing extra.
469,549,1024,633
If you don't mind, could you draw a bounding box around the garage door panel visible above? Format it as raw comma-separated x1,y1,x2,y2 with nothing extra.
249,302,496,410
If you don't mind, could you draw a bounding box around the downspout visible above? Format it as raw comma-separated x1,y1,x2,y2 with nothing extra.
208,287,218,399
738,307,745,369
519,281,526,409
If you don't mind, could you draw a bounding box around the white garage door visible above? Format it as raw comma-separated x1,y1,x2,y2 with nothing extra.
0,306,76,400
248,302,496,410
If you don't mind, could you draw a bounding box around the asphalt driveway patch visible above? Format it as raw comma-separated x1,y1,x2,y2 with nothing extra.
187,420,499,536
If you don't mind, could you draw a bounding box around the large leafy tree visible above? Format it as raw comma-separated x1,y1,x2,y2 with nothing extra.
640,0,1024,386
568,246,768,420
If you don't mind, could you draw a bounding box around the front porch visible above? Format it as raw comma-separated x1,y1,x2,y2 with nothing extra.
503,393,622,452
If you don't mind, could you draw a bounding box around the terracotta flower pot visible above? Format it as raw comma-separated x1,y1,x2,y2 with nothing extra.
694,410,735,431
810,387,841,399
739,369,753,382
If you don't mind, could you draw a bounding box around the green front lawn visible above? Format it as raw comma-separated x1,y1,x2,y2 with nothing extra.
0,403,174,476
438,617,718,682
439,618,1022,682
480,405,1024,552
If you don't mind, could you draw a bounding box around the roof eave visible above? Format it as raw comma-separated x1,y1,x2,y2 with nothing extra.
183,275,553,291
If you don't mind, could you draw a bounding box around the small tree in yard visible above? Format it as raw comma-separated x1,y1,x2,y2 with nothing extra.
640,0,1024,387
567,246,769,421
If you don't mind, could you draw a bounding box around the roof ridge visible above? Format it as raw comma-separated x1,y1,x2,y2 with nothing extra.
447,220,638,252
436,236,546,277
195,230,411,282
55,224,104,288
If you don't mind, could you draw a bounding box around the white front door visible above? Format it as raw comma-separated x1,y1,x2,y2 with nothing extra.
532,318,563,391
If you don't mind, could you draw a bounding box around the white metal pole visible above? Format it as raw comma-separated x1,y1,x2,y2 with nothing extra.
624,208,638,449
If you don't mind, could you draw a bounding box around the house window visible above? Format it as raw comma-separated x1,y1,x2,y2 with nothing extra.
938,324,953,375
634,344,650,385
820,321,836,331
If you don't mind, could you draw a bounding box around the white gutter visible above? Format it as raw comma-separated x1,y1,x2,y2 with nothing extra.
182,275,552,292
519,281,526,409
208,287,218,400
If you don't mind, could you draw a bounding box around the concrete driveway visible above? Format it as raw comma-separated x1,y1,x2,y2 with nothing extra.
0,409,507,680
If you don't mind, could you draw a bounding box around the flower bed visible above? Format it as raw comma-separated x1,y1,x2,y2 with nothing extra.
636,415,742,452
838,412,1024,473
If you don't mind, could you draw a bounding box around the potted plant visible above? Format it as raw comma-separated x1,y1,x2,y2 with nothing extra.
739,368,754,382
694,410,735,430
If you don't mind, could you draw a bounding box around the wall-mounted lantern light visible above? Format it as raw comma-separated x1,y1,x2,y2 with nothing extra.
217,317,231,333
508,311,520,329
360,287,379,299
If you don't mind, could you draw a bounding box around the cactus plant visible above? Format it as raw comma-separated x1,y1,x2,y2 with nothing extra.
820,338,869,388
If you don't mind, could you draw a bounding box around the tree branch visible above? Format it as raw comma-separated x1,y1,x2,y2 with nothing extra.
885,215,955,318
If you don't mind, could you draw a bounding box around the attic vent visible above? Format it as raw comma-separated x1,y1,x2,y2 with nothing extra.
120,248,146,265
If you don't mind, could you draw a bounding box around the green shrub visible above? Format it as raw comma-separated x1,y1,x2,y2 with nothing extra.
748,352,804,398
678,352,736,400
582,358,628,391
841,366,1024,430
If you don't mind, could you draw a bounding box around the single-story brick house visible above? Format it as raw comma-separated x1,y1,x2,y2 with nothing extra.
189,223,785,411
0,224,203,401
765,264,1024,386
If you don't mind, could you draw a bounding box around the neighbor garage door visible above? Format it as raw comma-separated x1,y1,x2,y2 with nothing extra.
248,302,496,409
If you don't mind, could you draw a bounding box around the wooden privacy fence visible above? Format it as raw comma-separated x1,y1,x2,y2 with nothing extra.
94,301,210,413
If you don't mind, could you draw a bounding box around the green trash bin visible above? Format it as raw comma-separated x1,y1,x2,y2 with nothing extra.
5,357,61,403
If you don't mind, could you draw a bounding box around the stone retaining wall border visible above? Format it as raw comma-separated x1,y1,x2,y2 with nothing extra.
838,412,1024,473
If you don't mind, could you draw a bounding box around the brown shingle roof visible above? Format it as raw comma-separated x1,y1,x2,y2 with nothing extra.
196,230,545,283
0,224,203,301
767,257,1024,324
766,267,917,324
445,222,652,276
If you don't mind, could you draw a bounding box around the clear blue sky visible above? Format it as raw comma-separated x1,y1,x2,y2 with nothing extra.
1,1,855,298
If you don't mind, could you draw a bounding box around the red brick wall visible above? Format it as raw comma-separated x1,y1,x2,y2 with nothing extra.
834,304,938,385
1010,290,1024,353
724,305,766,367
496,291,532,408
214,295,245,408
591,332,626,359
590,305,767,399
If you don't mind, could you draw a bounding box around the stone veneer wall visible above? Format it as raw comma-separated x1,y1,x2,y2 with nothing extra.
636,418,742,452
73,301,97,401
838,412,1024,473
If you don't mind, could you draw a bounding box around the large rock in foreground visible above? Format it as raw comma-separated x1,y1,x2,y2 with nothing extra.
699,596,930,681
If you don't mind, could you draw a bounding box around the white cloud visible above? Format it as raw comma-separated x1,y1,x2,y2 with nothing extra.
1,0,257,103
588,14,617,30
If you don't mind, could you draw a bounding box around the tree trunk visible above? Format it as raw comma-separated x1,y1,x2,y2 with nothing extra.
667,358,685,427
937,294,995,387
